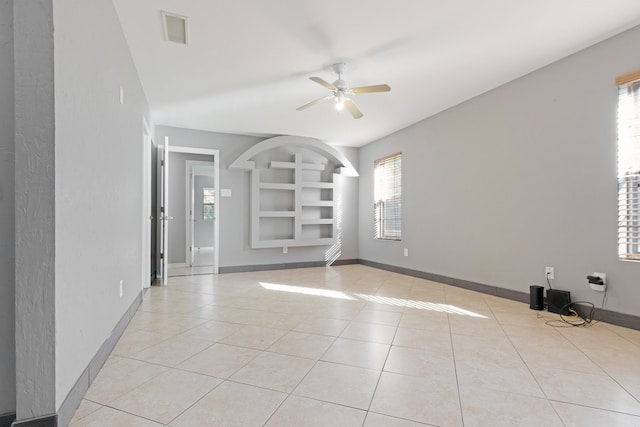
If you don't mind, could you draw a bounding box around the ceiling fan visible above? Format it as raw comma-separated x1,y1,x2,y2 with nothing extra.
296,63,390,119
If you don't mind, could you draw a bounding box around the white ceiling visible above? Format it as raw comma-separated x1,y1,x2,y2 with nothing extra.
113,0,640,147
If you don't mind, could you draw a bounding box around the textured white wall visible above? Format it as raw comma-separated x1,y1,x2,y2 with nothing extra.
359,25,640,316
0,0,16,416
53,0,150,410
13,0,56,419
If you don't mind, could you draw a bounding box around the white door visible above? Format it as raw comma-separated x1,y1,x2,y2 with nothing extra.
159,136,171,285
189,168,195,267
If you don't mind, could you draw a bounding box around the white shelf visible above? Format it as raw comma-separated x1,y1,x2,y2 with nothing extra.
259,183,295,190
301,182,334,189
259,211,295,218
251,153,336,249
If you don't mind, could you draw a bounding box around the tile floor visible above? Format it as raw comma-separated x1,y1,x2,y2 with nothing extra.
70,265,640,426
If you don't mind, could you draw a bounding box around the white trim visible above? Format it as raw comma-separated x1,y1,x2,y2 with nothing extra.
141,118,152,289
185,160,215,267
229,135,359,177
163,145,220,274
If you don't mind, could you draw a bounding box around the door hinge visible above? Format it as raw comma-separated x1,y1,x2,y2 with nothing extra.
160,253,164,259
161,160,165,166
160,207,164,213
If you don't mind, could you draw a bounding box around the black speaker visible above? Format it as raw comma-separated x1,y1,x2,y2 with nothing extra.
529,285,544,310
546,289,571,315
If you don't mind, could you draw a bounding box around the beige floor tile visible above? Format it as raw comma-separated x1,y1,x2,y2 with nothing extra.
128,313,208,335
170,381,286,427
370,371,463,426
71,406,164,427
219,324,287,350
294,361,380,410
399,310,449,331
460,387,564,427
265,395,366,426
177,343,261,378
384,345,456,378
69,399,102,424
533,367,640,415
456,359,544,398
448,315,506,337
293,317,350,336
111,329,173,357
392,327,453,356
353,308,402,326
109,369,221,424
267,331,335,359
177,319,243,342
72,265,640,426
509,334,604,375
364,412,429,426
130,335,213,367
84,356,166,404
552,401,640,427
340,321,397,344
230,351,315,392
321,338,390,370
451,334,523,368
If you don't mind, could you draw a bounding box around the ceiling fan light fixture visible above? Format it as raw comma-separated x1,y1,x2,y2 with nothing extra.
335,96,346,111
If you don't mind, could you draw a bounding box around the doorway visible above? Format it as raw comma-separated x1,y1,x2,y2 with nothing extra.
186,161,216,270
157,142,220,282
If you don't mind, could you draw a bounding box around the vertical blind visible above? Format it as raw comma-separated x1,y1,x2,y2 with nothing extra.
374,152,401,240
617,73,640,260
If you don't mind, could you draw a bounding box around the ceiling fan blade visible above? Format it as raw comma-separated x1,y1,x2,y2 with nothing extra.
296,95,332,111
309,76,336,91
344,99,363,119
351,84,391,94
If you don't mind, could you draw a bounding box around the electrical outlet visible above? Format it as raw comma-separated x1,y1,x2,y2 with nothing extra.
283,246,288,254
119,280,123,297
545,266,554,280
404,248,408,257
590,272,607,292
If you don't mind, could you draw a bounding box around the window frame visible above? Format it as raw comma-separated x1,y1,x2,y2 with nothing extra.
202,187,215,221
373,152,402,241
616,70,640,261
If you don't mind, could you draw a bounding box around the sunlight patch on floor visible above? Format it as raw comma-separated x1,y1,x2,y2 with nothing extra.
259,282,355,300
260,282,487,318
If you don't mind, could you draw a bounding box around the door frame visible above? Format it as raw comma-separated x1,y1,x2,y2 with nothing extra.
185,160,216,267
167,145,220,274
141,118,152,289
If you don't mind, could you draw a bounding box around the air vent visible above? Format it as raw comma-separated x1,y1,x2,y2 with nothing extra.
162,11,188,45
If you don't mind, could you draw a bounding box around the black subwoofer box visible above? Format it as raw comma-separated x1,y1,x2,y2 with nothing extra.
546,289,571,315
529,285,544,310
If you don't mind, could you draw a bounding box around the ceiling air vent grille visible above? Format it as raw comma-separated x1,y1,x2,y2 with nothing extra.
162,11,188,45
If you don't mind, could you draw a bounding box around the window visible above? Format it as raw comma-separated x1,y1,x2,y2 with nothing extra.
617,70,640,260
203,187,215,220
374,152,401,240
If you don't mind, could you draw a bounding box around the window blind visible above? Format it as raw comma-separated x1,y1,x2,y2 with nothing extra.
374,152,401,240
617,75,640,260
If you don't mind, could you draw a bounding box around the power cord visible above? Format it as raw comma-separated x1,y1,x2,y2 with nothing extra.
546,272,553,290
539,283,608,328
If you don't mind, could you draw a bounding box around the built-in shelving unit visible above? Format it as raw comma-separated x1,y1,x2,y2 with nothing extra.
250,153,336,248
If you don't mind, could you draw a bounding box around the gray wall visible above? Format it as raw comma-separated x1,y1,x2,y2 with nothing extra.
156,126,360,268
167,152,214,263
0,0,15,416
53,0,150,412
194,175,215,248
13,0,56,419
359,25,640,316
